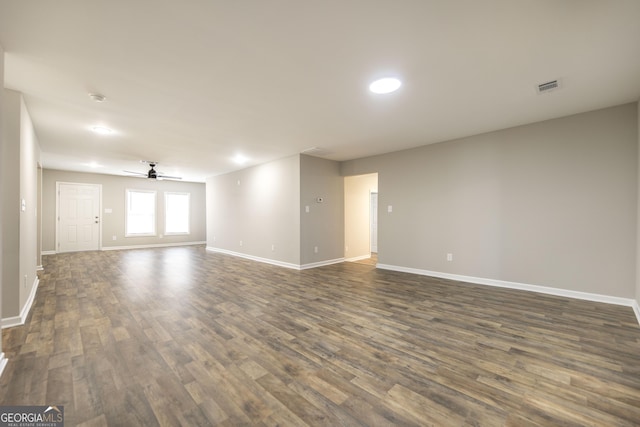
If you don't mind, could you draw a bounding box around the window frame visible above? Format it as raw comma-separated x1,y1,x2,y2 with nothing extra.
164,191,191,235
125,188,157,237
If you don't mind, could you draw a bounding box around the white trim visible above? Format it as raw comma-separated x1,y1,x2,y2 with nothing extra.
36,265,44,271
41,251,56,256
377,264,640,324
206,247,300,269
1,315,21,329
102,241,206,251
345,254,371,262
0,353,7,378
300,258,345,270
2,277,39,329
632,300,640,326
206,246,346,270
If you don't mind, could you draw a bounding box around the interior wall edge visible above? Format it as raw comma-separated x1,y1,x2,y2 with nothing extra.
1,276,38,329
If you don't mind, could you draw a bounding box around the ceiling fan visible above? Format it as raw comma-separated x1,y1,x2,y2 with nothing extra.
124,161,182,180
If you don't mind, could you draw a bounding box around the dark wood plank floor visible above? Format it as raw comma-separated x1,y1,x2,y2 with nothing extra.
2,246,640,426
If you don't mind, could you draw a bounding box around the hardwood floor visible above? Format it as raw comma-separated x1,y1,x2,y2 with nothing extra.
2,245,640,426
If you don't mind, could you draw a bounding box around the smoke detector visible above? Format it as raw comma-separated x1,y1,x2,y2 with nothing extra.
89,93,107,102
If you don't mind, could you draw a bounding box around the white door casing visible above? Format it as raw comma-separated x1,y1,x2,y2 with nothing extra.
370,191,378,253
56,182,101,252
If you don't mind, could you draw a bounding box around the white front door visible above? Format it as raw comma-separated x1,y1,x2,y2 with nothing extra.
57,182,101,252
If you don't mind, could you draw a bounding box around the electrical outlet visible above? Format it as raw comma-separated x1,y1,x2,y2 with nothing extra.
314,246,318,254
239,240,243,246
159,234,163,239
112,235,117,241
447,253,453,262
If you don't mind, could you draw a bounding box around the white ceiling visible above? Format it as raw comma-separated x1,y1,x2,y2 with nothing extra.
1,1,639,182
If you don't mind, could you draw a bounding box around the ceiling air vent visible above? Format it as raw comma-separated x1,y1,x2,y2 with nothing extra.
536,79,560,94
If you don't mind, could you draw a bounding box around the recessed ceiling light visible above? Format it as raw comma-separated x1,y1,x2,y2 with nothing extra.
369,77,402,94
233,154,248,165
91,126,113,135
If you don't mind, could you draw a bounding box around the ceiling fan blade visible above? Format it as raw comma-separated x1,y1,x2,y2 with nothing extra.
157,174,182,180
123,170,147,176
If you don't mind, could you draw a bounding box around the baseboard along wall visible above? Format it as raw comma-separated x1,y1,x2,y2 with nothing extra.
205,247,344,270
42,241,206,256
1,277,39,329
377,263,640,326
23,249,640,329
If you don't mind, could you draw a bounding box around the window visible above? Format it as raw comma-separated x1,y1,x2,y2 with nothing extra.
126,189,156,236
165,192,190,235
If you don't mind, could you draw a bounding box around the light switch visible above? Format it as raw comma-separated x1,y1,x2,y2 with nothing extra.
305,205,310,213
104,208,113,214
387,205,393,213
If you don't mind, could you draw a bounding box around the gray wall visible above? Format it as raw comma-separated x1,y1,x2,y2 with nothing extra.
1,90,41,318
2,90,20,317
42,169,206,252
342,103,638,298
206,154,301,265
300,154,344,265
19,97,40,314
206,154,345,267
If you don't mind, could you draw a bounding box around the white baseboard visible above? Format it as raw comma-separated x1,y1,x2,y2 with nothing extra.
300,258,345,270
0,353,7,378
377,263,640,325
206,247,301,269
632,300,640,326
0,315,21,329
2,276,39,329
206,247,344,270
345,254,371,262
43,242,206,255
101,241,206,251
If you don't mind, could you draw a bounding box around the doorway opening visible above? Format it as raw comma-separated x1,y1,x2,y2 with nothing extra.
344,173,378,264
